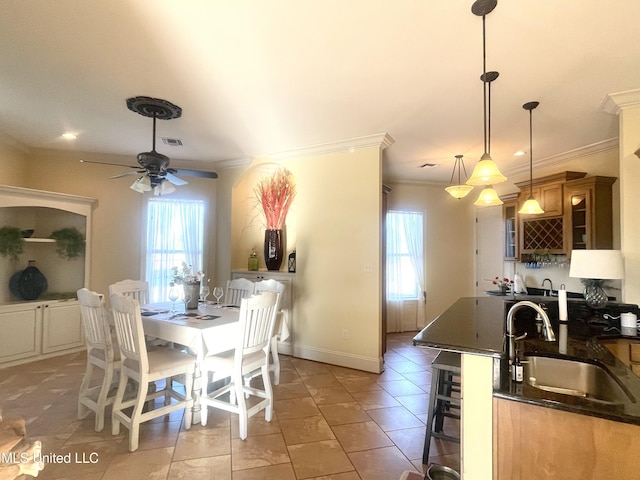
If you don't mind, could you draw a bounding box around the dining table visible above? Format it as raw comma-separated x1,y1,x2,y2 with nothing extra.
140,301,241,424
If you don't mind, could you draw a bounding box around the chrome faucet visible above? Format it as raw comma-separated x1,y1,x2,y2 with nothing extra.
542,278,553,296
506,300,556,363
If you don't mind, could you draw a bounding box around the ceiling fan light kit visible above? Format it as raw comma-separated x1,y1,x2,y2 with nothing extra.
466,0,507,201
518,101,545,215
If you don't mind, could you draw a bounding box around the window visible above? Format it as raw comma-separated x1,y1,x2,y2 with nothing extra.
145,198,206,303
386,210,424,300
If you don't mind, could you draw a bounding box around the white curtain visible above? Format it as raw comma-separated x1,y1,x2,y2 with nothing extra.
386,211,425,332
145,198,205,303
401,211,426,328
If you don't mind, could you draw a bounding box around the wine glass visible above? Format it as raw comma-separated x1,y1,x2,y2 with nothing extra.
168,283,179,313
212,287,223,308
183,288,192,312
200,285,210,303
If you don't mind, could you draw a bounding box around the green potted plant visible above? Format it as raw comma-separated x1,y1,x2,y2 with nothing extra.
0,226,24,262
49,227,85,259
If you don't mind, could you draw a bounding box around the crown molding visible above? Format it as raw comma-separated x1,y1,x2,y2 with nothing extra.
267,133,395,160
600,89,640,114
504,138,618,180
211,157,253,170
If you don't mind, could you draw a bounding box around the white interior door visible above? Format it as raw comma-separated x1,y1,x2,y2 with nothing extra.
475,206,504,296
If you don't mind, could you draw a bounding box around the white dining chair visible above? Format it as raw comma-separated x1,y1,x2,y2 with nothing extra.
225,278,256,306
108,279,173,348
252,279,286,384
108,279,149,305
110,293,196,452
77,288,120,432
200,291,279,439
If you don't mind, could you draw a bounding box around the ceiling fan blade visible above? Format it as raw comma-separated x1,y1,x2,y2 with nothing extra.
109,171,145,179
80,159,139,169
171,168,218,179
165,172,189,186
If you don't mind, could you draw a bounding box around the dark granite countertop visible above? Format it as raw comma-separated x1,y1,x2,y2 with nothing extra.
413,296,640,426
412,296,507,357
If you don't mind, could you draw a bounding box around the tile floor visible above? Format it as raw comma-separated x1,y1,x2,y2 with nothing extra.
0,332,460,480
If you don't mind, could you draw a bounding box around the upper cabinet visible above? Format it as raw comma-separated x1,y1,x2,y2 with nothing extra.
564,176,616,251
509,172,616,260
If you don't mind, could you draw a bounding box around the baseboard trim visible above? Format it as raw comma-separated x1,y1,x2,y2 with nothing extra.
292,343,383,374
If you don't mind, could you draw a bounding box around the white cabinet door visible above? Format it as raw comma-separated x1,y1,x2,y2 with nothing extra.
0,303,42,363
42,300,83,353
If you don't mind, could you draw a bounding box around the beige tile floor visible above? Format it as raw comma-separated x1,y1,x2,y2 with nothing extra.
0,332,460,480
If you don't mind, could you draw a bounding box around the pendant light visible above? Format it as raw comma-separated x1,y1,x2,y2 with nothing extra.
445,155,474,199
467,0,507,188
518,101,544,215
474,185,503,206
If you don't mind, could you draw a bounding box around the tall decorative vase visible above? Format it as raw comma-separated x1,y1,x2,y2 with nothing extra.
183,281,200,309
264,229,283,271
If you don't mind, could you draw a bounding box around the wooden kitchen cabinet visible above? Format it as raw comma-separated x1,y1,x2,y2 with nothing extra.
516,172,586,256
564,176,616,251
601,338,640,377
502,199,518,260
518,182,564,218
493,397,640,479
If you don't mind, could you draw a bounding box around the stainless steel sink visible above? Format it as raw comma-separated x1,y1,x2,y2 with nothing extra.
523,355,633,404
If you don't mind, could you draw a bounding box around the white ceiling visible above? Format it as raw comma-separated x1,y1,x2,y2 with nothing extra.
1,0,639,184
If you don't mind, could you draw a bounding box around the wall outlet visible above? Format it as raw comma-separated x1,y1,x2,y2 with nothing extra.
342,329,350,339
363,263,373,273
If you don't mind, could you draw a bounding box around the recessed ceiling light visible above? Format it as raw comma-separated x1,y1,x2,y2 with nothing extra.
513,150,526,156
61,132,77,140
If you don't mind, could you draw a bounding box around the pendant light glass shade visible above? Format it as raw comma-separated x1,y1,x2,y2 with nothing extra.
518,101,544,215
445,184,474,199
474,185,503,206
130,176,152,193
519,197,544,214
445,154,474,199
467,153,507,185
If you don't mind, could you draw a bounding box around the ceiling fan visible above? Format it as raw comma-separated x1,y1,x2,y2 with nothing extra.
82,96,218,195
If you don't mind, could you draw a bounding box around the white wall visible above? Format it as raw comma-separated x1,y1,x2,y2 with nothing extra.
385,181,476,328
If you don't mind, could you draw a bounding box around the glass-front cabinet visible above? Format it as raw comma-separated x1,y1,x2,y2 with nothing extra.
564,176,616,251
502,200,518,260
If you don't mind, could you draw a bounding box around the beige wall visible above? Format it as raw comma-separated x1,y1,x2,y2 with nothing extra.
617,104,640,305
385,182,477,327
3,148,219,299
0,135,29,187
230,144,385,373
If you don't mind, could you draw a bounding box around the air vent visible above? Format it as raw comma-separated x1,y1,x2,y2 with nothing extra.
161,137,183,146
419,163,439,169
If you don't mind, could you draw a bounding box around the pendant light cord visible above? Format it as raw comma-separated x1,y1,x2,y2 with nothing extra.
528,107,534,197
482,15,488,155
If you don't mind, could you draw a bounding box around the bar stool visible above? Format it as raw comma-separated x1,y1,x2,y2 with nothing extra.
423,351,461,464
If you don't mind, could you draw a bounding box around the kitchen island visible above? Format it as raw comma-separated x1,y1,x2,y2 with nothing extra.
413,296,640,479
